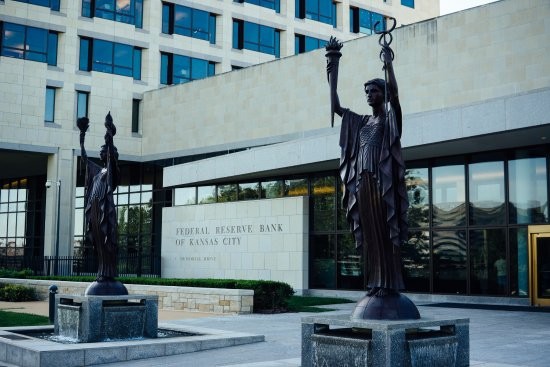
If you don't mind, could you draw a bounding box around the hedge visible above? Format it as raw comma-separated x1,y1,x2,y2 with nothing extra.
26,275,295,312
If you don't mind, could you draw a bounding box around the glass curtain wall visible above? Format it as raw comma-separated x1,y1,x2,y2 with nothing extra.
402,147,548,297
0,176,45,269
170,146,548,296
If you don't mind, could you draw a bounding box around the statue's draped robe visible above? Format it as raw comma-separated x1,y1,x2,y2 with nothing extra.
339,107,408,290
84,155,119,279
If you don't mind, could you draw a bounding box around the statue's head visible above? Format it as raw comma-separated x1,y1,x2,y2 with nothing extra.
364,78,386,107
100,144,119,163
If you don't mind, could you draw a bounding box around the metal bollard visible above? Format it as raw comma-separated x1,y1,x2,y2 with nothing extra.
48,285,58,324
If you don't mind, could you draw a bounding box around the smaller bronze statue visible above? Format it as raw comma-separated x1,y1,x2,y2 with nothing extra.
78,112,128,296
326,18,419,320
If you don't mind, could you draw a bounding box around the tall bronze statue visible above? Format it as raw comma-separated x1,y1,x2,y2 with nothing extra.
78,113,128,295
326,19,419,319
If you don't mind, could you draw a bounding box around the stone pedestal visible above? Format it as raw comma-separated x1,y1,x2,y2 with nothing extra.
54,294,158,343
302,314,469,367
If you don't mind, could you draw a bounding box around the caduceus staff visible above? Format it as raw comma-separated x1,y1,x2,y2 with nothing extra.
375,16,397,118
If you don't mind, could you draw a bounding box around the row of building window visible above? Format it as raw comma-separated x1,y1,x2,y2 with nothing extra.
44,87,140,133
11,0,407,32
0,22,58,66
234,0,280,13
79,37,142,80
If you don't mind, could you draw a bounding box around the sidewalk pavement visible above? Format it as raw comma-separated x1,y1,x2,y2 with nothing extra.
2,300,550,366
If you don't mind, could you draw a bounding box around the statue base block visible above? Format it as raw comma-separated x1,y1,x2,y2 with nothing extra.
54,294,158,343
302,314,469,367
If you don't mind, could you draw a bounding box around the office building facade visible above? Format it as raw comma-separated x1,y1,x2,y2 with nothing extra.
2,0,550,305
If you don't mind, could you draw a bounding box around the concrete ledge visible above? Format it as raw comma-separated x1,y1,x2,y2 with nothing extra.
0,278,254,314
0,323,265,367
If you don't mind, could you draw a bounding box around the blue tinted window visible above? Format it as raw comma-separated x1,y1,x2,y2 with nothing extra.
402,0,414,9
133,48,141,80
295,34,327,54
93,39,114,73
77,91,89,118
82,0,93,17
233,20,242,49
163,3,216,44
13,0,59,10
80,37,141,79
160,53,215,85
160,53,169,84
298,0,335,27
45,87,55,123
113,43,133,77
79,38,91,71
1,22,58,65
82,0,144,28
26,27,48,63
47,32,58,66
2,23,26,59
234,0,280,12
234,20,279,57
350,7,386,35
162,3,172,34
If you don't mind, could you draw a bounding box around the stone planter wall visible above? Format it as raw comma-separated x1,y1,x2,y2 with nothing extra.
0,278,254,314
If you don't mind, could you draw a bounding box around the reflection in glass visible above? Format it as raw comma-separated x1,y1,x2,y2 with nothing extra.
337,233,363,289
238,182,260,200
285,178,308,196
337,180,347,231
310,234,336,289
470,229,506,295
509,227,529,297
261,180,284,199
433,230,467,293
197,186,216,204
174,187,196,206
218,184,237,202
402,230,430,292
432,165,465,227
406,168,429,228
312,176,335,231
469,161,505,225
509,157,548,224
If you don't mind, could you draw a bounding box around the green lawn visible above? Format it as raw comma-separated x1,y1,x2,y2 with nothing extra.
287,296,355,313
0,310,50,327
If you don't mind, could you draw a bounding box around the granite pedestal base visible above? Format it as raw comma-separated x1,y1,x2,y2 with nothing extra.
54,294,158,343
302,314,469,367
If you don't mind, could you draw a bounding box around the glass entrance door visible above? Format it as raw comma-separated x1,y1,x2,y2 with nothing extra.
529,226,550,306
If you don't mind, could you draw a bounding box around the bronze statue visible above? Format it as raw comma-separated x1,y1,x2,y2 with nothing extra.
78,113,127,295
326,19,419,319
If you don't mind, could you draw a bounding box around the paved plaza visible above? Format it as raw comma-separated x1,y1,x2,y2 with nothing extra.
2,300,549,367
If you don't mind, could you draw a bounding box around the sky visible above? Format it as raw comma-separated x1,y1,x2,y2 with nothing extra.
439,0,500,15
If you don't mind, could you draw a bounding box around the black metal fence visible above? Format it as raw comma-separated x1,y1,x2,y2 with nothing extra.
0,254,161,278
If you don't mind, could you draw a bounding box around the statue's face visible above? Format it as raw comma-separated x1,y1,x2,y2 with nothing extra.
365,84,384,107
100,146,107,163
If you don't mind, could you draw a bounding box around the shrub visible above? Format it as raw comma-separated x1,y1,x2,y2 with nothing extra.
0,268,34,278
0,284,38,302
